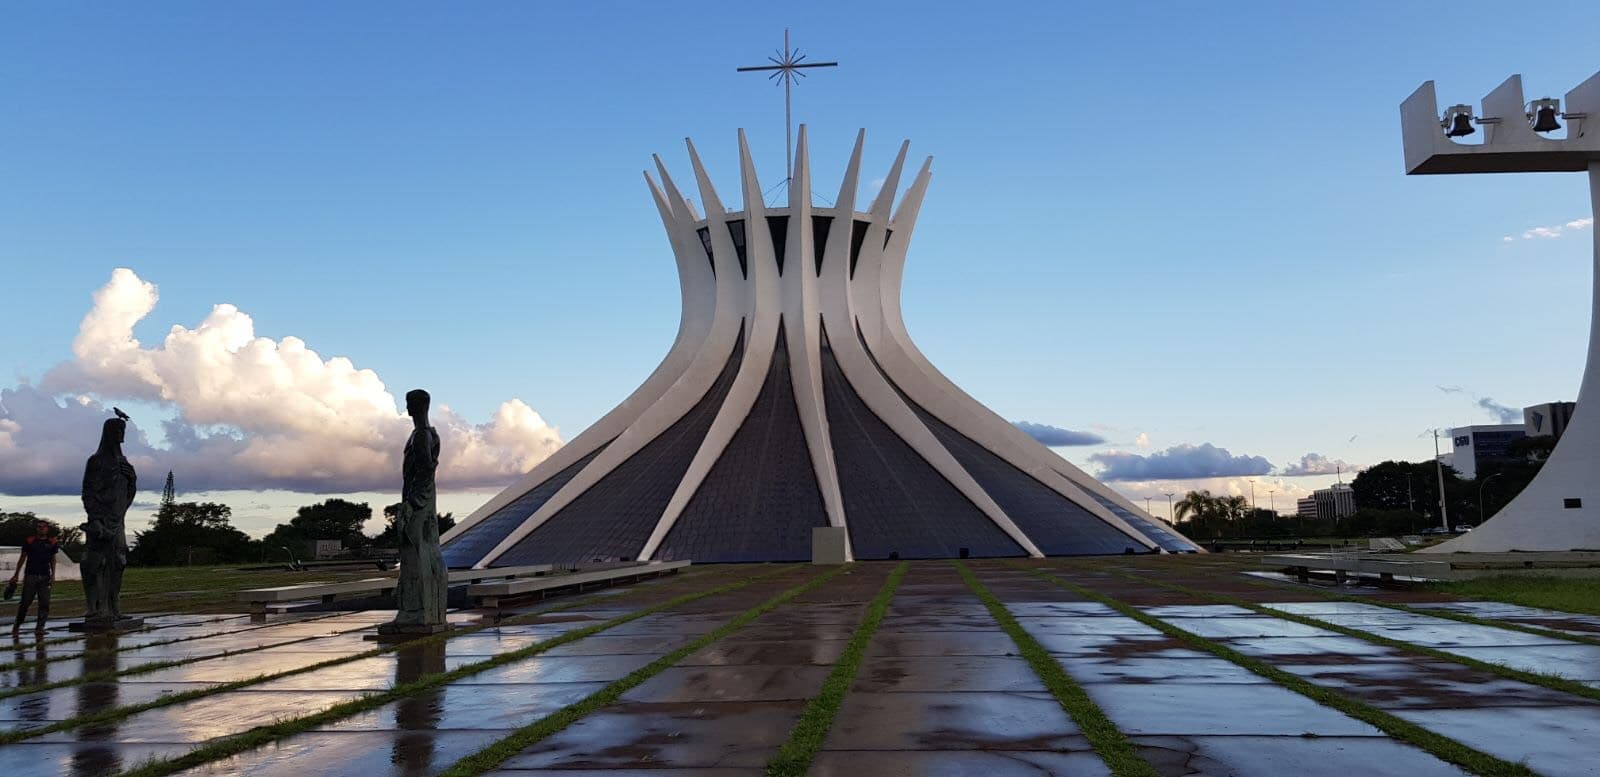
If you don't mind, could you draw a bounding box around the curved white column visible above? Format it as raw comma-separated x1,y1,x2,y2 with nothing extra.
442,160,713,548
817,131,1043,558
1425,164,1600,552
476,139,749,566
640,131,786,559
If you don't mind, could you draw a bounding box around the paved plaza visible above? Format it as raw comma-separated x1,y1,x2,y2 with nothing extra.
2,557,1599,776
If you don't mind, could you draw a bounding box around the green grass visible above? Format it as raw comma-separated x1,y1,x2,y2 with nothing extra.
0,563,758,748
765,562,907,777
1427,576,1600,617
438,565,853,777
112,565,805,777
954,562,1159,777
26,565,396,619
1015,562,1538,777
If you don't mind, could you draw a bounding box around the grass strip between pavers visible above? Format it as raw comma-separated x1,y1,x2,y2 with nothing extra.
764,561,907,777
1013,562,1540,777
0,563,758,747
0,611,354,675
0,618,380,701
954,561,1160,777
1088,555,1600,650
108,564,799,777
1084,563,1600,706
438,564,855,777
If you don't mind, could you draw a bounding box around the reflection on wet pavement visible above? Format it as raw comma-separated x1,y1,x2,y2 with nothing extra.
7,560,1600,776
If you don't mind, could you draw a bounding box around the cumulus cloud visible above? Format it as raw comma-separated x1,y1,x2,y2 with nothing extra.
1,269,562,495
1279,453,1354,477
1437,385,1522,424
1014,421,1105,447
1134,432,1151,449
1087,443,1272,482
1503,217,1593,242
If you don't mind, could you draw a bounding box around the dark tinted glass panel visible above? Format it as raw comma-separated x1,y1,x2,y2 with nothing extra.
1079,488,1199,553
727,219,748,278
440,444,609,568
696,227,715,276
821,331,1023,559
658,322,828,562
852,329,1143,555
493,328,747,566
812,215,833,276
883,228,894,249
766,215,789,274
848,220,870,279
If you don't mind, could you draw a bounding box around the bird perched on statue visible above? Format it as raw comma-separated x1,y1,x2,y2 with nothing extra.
112,407,130,421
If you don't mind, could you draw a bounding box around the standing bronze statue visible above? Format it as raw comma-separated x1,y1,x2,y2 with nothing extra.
378,389,448,637
75,412,142,632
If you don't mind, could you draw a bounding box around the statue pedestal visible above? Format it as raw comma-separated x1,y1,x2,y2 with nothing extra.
70,616,145,634
367,621,450,642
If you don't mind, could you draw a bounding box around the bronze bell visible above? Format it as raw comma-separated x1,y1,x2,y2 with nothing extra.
1531,104,1562,133
1445,111,1476,137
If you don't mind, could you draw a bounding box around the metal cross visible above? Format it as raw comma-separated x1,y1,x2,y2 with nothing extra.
737,29,837,185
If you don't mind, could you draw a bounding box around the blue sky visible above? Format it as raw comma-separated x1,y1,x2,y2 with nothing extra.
2,2,1597,534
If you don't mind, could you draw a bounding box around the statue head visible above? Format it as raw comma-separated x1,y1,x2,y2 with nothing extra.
406,389,430,426
99,417,126,454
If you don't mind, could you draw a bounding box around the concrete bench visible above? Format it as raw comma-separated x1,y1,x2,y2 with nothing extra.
238,563,555,621
468,560,691,611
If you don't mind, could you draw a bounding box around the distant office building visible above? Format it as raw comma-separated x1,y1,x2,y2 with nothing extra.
1312,484,1357,521
1524,402,1576,441
1296,497,1318,520
1442,425,1528,480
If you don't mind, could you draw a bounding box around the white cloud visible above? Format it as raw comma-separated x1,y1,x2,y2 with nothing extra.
1279,452,1356,477
1504,217,1594,242
1134,432,1151,449
1,269,563,495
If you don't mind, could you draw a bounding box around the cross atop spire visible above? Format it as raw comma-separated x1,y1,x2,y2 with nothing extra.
737,29,837,187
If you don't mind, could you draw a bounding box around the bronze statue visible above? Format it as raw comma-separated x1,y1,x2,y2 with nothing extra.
79,415,135,631
379,389,447,636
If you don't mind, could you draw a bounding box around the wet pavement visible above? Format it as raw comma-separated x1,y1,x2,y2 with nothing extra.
4,558,1600,776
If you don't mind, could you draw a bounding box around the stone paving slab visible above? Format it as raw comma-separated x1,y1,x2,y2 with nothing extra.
0,741,194,776
1390,706,1600,777
621,664,832,703
178,729,515,776
1,680,219,730
824,690,1085,750
1131,735,1470,777
808,750,1111,777
31,689,359,744
676,638,848,666
501,700,806,770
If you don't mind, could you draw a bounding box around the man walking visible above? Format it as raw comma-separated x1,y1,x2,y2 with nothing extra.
10,521,59,636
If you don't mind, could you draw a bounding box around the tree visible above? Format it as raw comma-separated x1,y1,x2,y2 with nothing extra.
261,498,374,555
129,502,256,566
371,502,457,549
1351,460,1478,522
161,471,176,510
0,512,83,557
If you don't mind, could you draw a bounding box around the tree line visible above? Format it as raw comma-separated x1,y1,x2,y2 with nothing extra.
1169,450,1546,540
1,498,455,567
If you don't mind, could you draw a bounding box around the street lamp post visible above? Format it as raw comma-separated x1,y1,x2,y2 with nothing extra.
1165,492,1175,523
1478,472,1504,526
1269,490,1276,516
